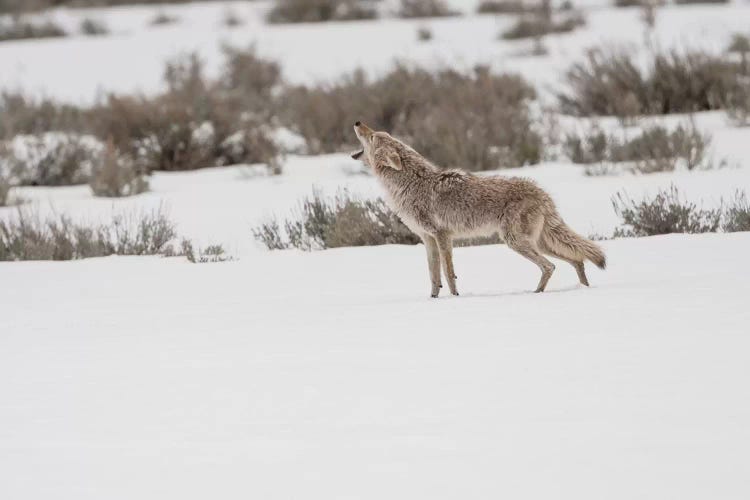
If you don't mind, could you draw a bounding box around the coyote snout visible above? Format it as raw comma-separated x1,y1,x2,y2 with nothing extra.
352,122,606,298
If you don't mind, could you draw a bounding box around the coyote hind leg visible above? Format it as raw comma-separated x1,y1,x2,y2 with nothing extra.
507,238,555,293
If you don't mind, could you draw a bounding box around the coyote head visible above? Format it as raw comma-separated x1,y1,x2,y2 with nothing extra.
352,121,403,171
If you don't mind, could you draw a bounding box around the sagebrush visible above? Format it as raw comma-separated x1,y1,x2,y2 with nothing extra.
0,17,66,41
0,208,177,261
253,190,420,251
610,185,750,237
501,12,585,40
280,65,542,169
267,0,377,23
398,0,458,18
560,48,742,118
565,123,711,174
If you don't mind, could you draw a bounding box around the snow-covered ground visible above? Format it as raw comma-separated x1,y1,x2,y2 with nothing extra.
3,233,750,499
2,0,749,103
2,1,750,498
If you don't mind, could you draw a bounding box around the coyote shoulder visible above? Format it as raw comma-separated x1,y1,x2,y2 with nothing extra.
352,121,606,298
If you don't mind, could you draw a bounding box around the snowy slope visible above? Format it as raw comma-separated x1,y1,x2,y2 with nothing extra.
2,233,750,500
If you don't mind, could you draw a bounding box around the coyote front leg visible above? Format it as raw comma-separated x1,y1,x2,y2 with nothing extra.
435,231,458,296
422,234,443,298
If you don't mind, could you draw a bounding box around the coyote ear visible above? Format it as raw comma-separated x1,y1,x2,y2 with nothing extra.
378,148,402,171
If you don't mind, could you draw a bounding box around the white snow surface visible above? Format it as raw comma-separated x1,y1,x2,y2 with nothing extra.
2,1,750,498
2,233,750,499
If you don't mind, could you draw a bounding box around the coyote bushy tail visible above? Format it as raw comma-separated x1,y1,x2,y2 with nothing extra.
542,215,607,269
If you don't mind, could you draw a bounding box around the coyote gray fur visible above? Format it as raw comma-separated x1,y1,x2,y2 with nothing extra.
352,122,606,298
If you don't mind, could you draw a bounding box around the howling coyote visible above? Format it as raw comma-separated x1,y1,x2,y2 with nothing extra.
352,122,606,298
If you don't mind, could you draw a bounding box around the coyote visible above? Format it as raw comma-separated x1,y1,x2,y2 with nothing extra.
352,122,606,297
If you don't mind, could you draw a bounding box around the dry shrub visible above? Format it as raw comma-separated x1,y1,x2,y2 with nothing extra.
501,12,585,40
150,11,179,26
728,34,750,74
0,208,178,261
722,191,750,232
726,83,750,126
253,190,420,251
477,1,531,14
1,0,227,12
267,0,377,23
612,185,722,237
560,48,742,118
565,123,711,174
398,0,459,18
417,26,433,41
0,17,66,41
80,18,108,35
222,9,243,27
0,174,11,206
281,65,541,170
615,0,666,6
0,92,87,139
89,139,149,197
217,44,281,110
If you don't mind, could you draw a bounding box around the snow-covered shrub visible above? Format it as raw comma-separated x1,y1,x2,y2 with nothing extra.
565,123,711,174
180,239,232,263
0,208,178,261
612,186,722,237
398,0,459,18
267,0,378,23
218,126,283,173
89,139,149,197
280,65,541,169
559,49,743,118
1,133,103,186
253,190,420,251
